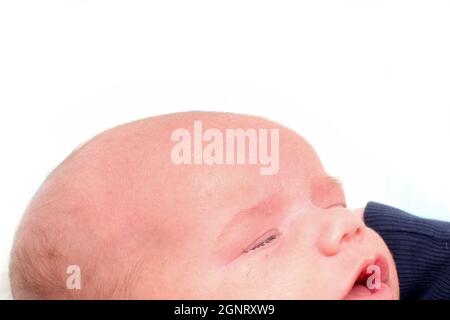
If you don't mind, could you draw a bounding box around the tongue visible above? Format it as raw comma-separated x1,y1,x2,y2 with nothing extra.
344,284,372,300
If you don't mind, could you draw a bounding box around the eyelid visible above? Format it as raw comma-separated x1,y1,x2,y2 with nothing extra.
242,228,281,253
309,175,347,209
325,203,347,209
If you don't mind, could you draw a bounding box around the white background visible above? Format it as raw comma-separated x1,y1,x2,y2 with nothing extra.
1,1,449,299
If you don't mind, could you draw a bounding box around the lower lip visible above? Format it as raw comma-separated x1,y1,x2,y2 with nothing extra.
344,283,394,300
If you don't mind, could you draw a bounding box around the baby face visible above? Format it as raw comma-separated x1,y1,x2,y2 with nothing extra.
142,169,397,298
10,112,399,299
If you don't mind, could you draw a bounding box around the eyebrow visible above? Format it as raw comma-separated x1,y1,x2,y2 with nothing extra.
218,193,284,239
236,195,281,218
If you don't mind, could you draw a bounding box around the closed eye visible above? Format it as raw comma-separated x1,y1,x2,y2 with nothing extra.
242,229,281,253
309,175,347,209
325,202,347,209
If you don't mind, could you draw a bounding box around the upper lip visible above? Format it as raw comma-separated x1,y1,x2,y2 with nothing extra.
342,253,390,299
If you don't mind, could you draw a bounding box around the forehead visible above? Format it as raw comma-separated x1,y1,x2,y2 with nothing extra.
161,126,326,217
72,113,327,226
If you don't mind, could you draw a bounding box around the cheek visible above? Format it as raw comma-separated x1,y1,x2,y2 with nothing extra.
218,258,320,299
274,233,331,298
220,238,323,298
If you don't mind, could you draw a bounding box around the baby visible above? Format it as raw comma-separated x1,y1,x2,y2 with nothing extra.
9,112,403,299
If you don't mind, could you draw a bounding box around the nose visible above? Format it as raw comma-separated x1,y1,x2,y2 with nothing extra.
317,208,365,256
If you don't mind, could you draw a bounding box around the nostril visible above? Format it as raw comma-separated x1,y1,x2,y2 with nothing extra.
343,225,364,242
318,211,366,256
342,233,351,242
355,225,365,240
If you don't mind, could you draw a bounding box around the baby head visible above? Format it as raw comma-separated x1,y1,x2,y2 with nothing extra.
9,112,399,299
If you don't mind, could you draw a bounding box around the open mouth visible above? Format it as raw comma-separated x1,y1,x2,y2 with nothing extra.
343,254,394,300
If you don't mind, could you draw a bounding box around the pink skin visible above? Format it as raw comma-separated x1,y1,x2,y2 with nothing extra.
11,112,399,299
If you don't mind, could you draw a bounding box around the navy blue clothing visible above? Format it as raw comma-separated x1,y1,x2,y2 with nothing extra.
364,202,450,300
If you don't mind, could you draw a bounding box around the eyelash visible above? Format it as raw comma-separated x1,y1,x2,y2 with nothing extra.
326,203,347,209
325,176,347,209
243,229,281,253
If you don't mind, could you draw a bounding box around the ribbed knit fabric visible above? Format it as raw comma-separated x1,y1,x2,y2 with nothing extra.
364,201,450,300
